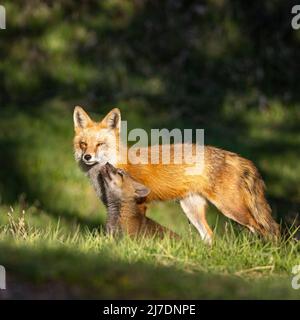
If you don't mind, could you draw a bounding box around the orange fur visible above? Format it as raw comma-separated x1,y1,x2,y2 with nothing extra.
73,107,280,242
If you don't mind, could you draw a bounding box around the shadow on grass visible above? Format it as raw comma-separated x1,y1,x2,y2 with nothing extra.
0,241,298,299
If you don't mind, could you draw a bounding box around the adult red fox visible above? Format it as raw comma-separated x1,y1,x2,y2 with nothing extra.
73,106,279,244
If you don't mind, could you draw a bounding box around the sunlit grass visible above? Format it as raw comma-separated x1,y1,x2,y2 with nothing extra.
0,205,299,298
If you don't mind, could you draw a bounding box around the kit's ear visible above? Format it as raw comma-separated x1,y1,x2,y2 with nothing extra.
132,180,150,200
73,106,93,130
101,108,121,131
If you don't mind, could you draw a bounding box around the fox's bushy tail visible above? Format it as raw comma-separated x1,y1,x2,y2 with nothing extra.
242,163,280,239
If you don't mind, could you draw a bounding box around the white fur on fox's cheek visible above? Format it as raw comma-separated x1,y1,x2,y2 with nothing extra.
94,151,116,166
74,149,83,162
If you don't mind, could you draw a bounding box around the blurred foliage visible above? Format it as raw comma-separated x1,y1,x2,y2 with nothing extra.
0,0,299,227
1,1,300,113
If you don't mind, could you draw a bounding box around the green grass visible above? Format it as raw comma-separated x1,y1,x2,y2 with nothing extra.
0,203,299,299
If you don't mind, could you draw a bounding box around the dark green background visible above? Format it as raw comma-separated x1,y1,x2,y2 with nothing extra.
0,0,299,230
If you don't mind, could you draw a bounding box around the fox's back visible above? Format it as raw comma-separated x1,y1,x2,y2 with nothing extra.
117,144,239,202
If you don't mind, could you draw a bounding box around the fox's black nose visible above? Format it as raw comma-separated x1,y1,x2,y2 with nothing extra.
84,154,92,161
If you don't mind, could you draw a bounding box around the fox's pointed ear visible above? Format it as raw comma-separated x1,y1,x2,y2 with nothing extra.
73,106,93,130
101,108,121,130
132,181,150,200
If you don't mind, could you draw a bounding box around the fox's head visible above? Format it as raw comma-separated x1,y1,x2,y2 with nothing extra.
73,107,121,167
101,163,150,203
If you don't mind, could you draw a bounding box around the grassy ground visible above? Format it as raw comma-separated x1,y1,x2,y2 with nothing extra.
0,203,299,299
1,1,300,299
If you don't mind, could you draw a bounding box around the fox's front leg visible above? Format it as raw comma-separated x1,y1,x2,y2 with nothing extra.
105,212,121,236
86,165,119,235
105,195,122,236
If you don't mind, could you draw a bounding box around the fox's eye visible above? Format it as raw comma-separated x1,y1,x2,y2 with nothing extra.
80,142,87,148
117,170,125,178
96,142,105,147
117,172,124,181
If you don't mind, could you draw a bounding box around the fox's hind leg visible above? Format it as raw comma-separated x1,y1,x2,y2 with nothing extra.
180,194,213,244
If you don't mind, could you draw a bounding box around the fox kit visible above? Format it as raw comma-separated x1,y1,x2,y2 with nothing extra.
73,106,279,244
96,162,179,239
